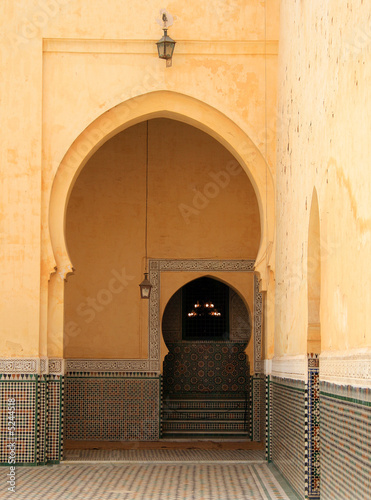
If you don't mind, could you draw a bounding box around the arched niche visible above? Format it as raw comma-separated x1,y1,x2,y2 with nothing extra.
63,118,261,360
161,276,252,396
307,188,321,354
48,91,272,362
162,276,252,346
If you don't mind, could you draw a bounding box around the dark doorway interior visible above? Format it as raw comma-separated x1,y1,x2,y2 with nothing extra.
162,277,251,438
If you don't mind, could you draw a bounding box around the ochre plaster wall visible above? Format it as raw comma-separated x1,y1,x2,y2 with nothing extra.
65,119,260,359
275,0,371,356
0,0,279,359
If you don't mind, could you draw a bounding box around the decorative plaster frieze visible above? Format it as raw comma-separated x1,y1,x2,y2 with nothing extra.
264,358,272,375
40,357,48,374
150,259,255,272
66,359,150,373
0,358,40,374
320,349,371,388
272,355,308,382
49,358,65,375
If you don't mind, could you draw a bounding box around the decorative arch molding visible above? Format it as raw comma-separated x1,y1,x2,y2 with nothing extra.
49,90,274,289
66,259,263,374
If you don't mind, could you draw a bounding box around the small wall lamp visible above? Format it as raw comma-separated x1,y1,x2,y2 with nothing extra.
139,272,152,299
139,121,152,299
156,13,176,67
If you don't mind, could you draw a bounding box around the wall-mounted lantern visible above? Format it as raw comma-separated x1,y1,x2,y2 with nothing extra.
139,121,152,299
139,272,152,299
156,13,176,67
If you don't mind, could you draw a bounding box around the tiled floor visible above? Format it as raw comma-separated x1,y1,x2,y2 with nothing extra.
63,448,265,463
1,450,300,500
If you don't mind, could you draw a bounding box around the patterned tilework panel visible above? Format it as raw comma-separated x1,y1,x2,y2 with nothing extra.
0,463,300,500
0,376,37,465
320,382,371,500
260,375,267,445
266,376,273,461
252,375,265,441
307,356,320,499
271,377,306,499
47,376,63,462
65,375,160,441
163,342,250,395
36,377,47,464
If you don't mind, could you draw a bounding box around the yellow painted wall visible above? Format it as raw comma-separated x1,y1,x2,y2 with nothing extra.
65,119,260,358
275,0,371,356
0,0,279,360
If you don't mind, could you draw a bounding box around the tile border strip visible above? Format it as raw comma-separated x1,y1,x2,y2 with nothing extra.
307,355,320,499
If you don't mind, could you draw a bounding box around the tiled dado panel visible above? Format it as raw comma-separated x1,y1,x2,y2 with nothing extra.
0,375,37,465
64,374,161,441
47,376,64,463
307,356,320,499
320,382,370,500
251,374,266,442
271,376,306,499
0,374,63,465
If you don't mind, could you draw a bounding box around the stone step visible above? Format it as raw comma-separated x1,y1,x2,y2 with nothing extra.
162,395,250,438
161,432,251,439
163,400,248,410
162,422,249,432
163,411,246,420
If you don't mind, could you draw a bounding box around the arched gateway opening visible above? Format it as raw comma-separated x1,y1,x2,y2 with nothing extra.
48,92,272,447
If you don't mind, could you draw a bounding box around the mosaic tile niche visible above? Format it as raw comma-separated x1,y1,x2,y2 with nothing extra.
320,382,370,500
271,376,306,499
0,373,63,466
64,373,161,441
163,342,250,395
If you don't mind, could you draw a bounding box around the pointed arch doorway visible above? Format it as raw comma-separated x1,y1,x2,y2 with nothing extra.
58,103,267,447
148,259,262,440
